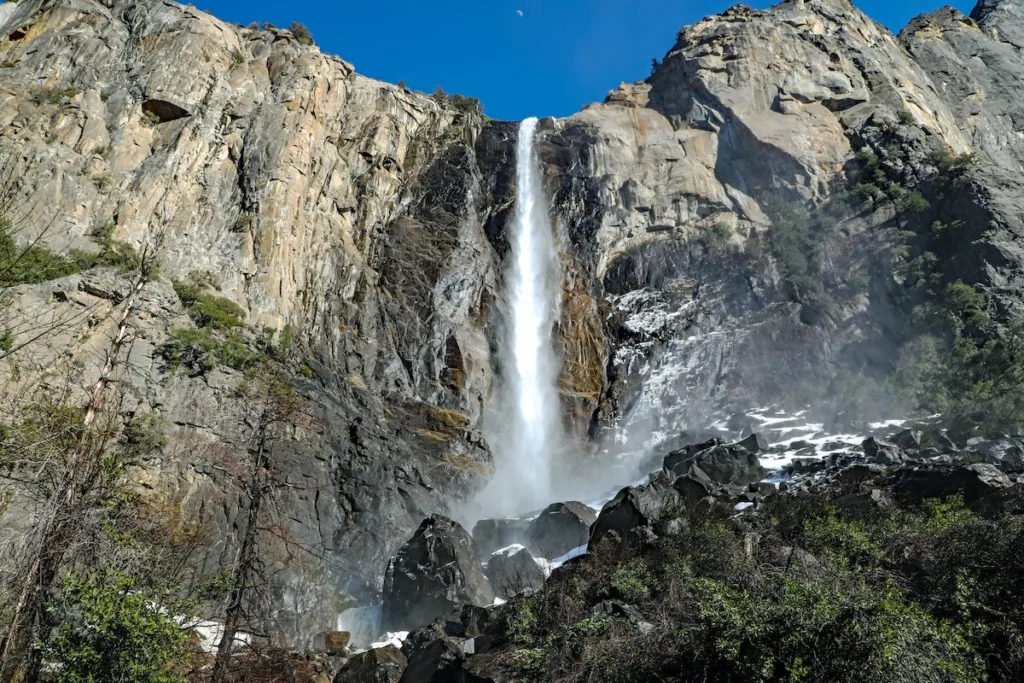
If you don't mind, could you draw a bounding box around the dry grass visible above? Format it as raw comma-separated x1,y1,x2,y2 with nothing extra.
415,428,451,443
434,453,492,476
426,405,471,431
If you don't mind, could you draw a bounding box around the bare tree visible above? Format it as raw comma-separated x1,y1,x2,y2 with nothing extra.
0,243,161,682
211,372,299,683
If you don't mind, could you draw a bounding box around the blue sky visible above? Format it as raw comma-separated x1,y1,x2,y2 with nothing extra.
196,0,976,121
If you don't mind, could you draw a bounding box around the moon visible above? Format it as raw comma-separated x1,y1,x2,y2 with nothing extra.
516,9,524,17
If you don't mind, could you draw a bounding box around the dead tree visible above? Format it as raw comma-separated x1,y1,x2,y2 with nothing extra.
211,373,298,683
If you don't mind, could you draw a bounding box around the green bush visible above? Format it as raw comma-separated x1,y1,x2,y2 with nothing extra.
172,280,246,330
120,413,169,459
45,571,193,683
494,494,1024,683
290,22,314,46
160,328,260,375
0,227,81,285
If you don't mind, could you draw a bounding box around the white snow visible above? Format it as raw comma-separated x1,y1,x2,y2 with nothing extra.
369,631,409,650
550,544,588,569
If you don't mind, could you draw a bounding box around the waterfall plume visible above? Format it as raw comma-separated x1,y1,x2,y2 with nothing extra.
476,117,565,519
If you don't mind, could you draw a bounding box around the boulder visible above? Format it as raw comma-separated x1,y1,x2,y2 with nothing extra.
672,468,716,506
737,432,770,454
382,516,495,632
862,437,905,465
590,476,682,545
460,653,515,683
399,638,465,683
485,545,546,597
889,429,923,451
334,645,407,683
666,443,766,486
834,489,894,519
1001,445,1024,473
890,463,1012,507
312,631,351,656
470,518,531,560
663,438,723,474
524,501,597,558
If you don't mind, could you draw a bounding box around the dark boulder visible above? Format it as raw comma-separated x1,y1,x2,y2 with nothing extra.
1001,445,1024,473
737,432,770,454
889,429,923,451
590,476,682,545
485,546,546,597
382,516,495,632
460,653,515,683
334,645,407,683
890,463,1012,508
673,469,716,506
834,489,894,519
398,638,465,683
863,437,905,465
677,444,766,486
524,501,596,559
471,518,530,559
663,438,723,474
835,464,887,489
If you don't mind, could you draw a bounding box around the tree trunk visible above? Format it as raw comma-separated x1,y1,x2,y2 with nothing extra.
211,426,270,683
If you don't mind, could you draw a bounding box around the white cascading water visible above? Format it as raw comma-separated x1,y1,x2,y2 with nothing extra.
477,116,565,518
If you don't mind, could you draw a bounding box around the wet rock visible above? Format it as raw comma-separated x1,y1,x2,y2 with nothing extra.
334,645,407,683
382,516,494,633
590,476,682,545
485,546,546,597
665,443,765,486
673,469,716,506
737,432,770,454
663,438,724,474
524,502,597,559
471,519,531,560
863,437,906,466
890,429,923,451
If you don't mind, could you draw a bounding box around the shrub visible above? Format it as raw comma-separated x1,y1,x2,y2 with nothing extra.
290,22,314,46
45,571,193,683
120,413,169,460
172,280,245,330
160,328,260,375
0,227,81,285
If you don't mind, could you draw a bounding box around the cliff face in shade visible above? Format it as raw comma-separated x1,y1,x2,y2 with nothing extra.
0,0,1023,642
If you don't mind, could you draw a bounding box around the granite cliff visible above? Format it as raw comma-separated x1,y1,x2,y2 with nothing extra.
0,0,1022,647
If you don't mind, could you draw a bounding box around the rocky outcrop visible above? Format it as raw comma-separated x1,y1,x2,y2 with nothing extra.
0,0,504,640
381,516,494,633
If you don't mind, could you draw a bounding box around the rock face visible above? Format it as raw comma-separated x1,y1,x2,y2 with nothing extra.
4,0,1024,648
381,516,494,633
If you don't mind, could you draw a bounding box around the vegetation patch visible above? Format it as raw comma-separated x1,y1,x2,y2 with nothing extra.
494,494,1018,683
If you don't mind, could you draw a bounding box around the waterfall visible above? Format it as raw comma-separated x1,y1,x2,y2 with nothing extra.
477,117,565,519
